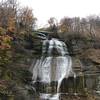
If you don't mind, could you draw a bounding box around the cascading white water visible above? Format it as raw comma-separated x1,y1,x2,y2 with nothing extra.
32,38,73,100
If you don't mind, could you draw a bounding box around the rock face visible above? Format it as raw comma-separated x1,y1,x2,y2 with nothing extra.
24,32,100,100
30,33,100,99
67,36,100,94
31,32,100,97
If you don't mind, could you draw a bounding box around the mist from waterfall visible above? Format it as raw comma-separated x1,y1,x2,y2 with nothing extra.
32,38,74,100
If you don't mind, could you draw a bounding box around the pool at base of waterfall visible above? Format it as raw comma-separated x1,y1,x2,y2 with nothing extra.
40,93,59,100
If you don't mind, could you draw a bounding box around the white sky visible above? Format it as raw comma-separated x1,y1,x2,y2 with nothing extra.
18,0,100,27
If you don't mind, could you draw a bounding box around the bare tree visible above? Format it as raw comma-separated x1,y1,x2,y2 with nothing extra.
59,17,72,33
71,17,81,33
18,7,37,32
48,17,58,33
0,0,18,30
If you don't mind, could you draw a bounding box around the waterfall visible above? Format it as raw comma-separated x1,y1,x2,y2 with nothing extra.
32,38,73,100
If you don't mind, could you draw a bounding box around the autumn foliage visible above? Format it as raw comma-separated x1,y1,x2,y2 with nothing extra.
0,0,36,33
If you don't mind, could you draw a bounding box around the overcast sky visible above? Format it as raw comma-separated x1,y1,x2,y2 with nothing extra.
18,0,100,27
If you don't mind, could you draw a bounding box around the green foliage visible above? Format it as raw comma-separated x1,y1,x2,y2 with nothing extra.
0,27,6,35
